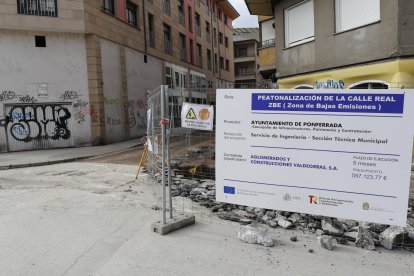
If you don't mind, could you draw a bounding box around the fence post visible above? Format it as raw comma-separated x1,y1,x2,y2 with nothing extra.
166,86,173,219
161,85,167,225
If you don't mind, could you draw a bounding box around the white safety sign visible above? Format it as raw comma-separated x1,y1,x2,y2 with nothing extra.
181,102,214,131
216,89,414,226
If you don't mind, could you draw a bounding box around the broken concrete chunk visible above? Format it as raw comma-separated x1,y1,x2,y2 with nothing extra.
318,235,334,250
355,226,376,251
266,220,278,228
237,225,274,247
406,224,414,241
278,219,293,229
379,226,408,250
322,218,345,235
288,213,303,223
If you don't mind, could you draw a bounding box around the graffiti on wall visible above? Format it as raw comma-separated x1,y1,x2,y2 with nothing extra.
73,100,89,124
19,95,37,103
60,90,81,101
0,91,17,102
104,97,121,105
6,104,72,142
127,99,147,131
106,116,121,126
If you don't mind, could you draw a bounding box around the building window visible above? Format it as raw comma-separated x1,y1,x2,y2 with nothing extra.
188,6,193,32
179,33,186,61
213,28,217,46
178,0,185,25
225,59,229,71
190,39,194,64
225,36,229,48
18,0,58,16
101,0,115,15
205,21,211,42
219,32,223,44
207,49,212,71
219,56,224,69
197,43,202,67
205,0,209,15
195,13,201,37
349,81,389,89
214,54,218,73
224,14,228,25
148,13,155,48
335,0,380,33
284,0,314,48
218,9,222,20
164,23,172,55
126,1,138,26
163,0,170,15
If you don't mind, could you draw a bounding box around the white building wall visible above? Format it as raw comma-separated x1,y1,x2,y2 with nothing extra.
0,31,90,152
261,19,275,42
100,38,125,143
125,48,163,138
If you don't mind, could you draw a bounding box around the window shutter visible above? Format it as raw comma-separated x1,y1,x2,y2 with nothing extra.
336,0,380,32
284,0,314,47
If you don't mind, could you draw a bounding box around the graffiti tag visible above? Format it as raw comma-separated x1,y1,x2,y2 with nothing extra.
0,91,17,102
73,100,89,124
106,116,121,126
19,95,38,103
6,104,72,142
60,90,80,101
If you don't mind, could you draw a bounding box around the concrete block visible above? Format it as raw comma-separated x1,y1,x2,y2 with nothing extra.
151,215,195,235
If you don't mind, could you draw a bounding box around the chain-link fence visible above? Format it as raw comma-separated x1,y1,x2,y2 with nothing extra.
143,83,414,251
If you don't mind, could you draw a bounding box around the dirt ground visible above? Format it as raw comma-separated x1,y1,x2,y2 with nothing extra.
82,147,143,165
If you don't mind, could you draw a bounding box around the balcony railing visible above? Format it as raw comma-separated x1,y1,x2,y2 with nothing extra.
259,38,275,48
163,0,170,15
18,0,58,17
235,52,255,58
236,71,255,76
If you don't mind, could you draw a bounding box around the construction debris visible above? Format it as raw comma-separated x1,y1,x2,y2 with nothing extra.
237,224,274,247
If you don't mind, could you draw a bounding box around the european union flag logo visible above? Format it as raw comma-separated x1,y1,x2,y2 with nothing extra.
224,186,235,194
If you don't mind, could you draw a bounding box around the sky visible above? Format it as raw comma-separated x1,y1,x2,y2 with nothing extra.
228,0,259,28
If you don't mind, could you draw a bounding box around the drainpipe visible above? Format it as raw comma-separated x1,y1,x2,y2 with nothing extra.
142,0,148,62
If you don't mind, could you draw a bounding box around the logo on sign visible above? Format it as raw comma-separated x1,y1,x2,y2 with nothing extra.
224,186,235,194
283,193,292,201
362,202,370,210
186,108,197,119
309,195,318,204
199,108,210,120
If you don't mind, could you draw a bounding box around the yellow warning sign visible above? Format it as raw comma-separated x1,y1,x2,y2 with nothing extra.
186,108,197,119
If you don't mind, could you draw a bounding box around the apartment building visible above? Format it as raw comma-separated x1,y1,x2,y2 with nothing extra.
233,28,261,88
257,16,276,88
0,0,239,152
245,0,414,89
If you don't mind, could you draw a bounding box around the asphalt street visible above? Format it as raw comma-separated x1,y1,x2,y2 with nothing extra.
0,162,413,276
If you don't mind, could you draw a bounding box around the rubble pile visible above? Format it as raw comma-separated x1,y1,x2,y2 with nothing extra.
159,174,414,251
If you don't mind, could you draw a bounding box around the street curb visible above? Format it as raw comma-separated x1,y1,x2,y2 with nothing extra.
0,142,144,171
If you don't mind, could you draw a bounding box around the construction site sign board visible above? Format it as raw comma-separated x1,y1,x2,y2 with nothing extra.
181,102,214,131
216,89,414,226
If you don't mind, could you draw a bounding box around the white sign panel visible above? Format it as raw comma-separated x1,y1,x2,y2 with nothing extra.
216,89,414,226
181,102,214,131
37,83,48,97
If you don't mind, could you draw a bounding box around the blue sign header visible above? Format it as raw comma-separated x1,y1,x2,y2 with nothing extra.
251,93,404,114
